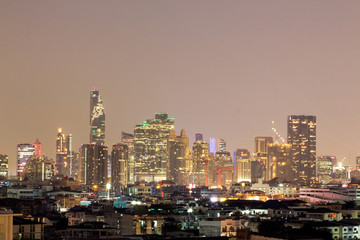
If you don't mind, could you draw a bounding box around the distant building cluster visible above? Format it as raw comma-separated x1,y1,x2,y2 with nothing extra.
5,88,358,191
2,88,360,239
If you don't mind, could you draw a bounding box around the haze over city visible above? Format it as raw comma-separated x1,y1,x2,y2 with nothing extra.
1,1,360,176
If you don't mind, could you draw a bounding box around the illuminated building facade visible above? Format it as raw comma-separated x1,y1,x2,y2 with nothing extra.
33,139,42,157
72,152,80,180
122,132,135,183
192,141,209,186
195,133,203,142
214,151,233,187
317,156,335,184
168,129,191,185
209,137,218,156
267,143,292,181
287,115,316,186
111,143,129,194
209,138,226,156
17,144,35,177
56,128,73,177
0,154,8,178
219,139,226,152
21,156,54,182
234,149,251,182
356,156,360,170
133,113,174,182
168,137,186,184
253,137,273,181
90,88,105,145
79,143,108,187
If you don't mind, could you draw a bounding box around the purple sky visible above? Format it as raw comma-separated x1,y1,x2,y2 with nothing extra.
1,1,360,175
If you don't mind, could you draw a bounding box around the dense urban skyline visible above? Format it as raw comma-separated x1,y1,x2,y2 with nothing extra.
2,1,360,175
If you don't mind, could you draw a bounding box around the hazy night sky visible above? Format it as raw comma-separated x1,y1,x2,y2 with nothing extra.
1,1,360,175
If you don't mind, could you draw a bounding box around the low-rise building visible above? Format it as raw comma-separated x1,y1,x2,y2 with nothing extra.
13,216,44,240
300,185,360,203
127,184,154,196
304,208,342,221
58,222,122,240
199,217,243,237
0,209,22,240
7,185,54,199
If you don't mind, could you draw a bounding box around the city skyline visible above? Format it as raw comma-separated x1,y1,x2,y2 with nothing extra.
2,1,360,175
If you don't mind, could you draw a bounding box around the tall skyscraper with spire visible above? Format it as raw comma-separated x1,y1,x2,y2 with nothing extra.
90,88,105,145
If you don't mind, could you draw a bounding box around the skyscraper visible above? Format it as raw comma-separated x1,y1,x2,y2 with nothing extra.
192,141,209,186
90,88,105,145
234,149,251,182
356,156,360,170
213,151,233,187
111,143,129,194
168,129,191,185
0,154,8,178
287,115,316,186
17,143,35,177
253,137,273,181
33,139,42,157
209,137,218,156
79,143,108,187
21,156,54,182
121,132,135,183
133,112,175,182
195,133,203,142
219,138,226,152
209,137,226,156
267,143,292,181
317,155,335,184
56,128,73,176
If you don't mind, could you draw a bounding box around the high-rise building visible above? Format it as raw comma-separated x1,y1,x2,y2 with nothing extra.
317,155,335,184
234,149,251,182
90,88,105,145
219,139,226,152
133,113,175,182
111,143,129,194
209,138,226,156
287,115,316,186
79,143,108,187
168,129,191,185
17,144,35,177
122,132,135,183
0,154,8,178
332,162,348,180
195,133,203,142
192,141,209,186
213,151,233,187
21,156,54,182
253,137,273,181
356,156,360,170
71,152,80,180
56,128,73,176
267,143,292,181
168,138,185,184
33,139,42,157
255,137,273,154
209,137,218,156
